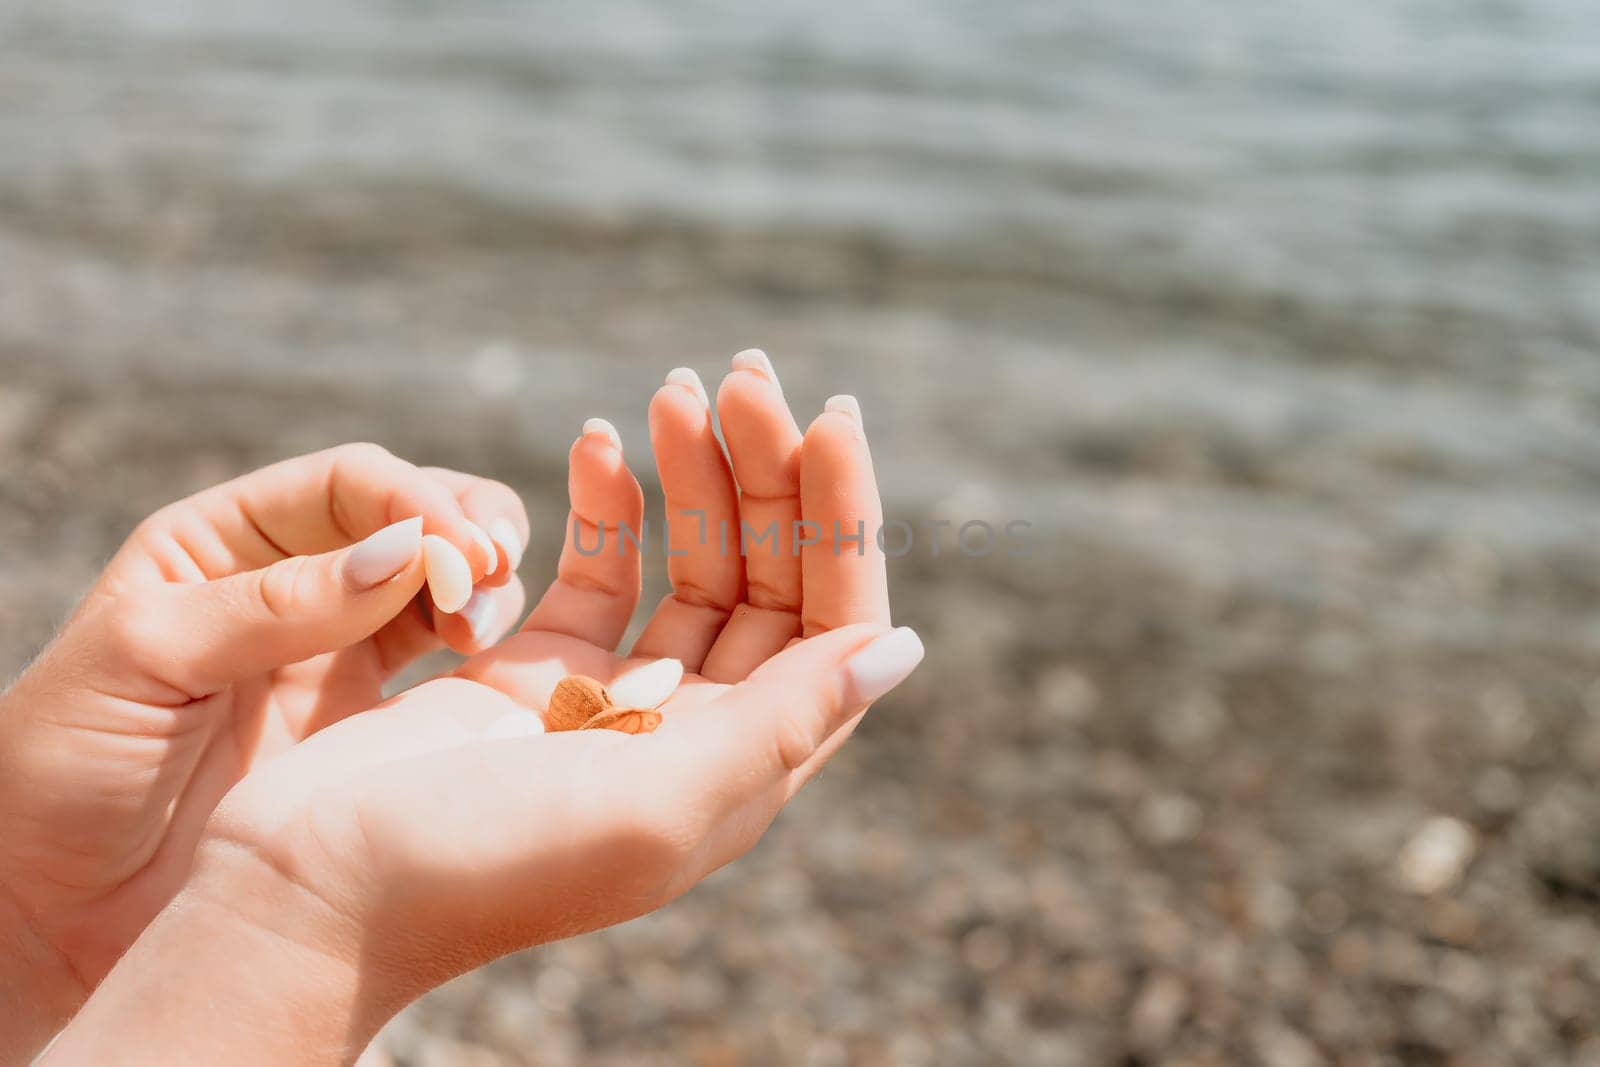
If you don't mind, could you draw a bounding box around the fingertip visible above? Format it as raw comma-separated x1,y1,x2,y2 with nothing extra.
839,625,923,708
435,575,526,653
809,396,866,440
730,347,777,383
581,417,623,452
824,394,861,425
466,520,499,577
804,413,873,477
567,426,646,533
651,377,712,434
344,516,426,590
664,366,709,407
717,365,803,489
422,534,473,614
806,409,858,446
570,428,638,495
460,587,503,646
417,506,494,586
716,357,787,415
488,516,525,572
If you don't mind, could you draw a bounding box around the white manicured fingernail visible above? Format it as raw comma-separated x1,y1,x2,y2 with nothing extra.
731,348,780,391
825,394,862,425
344,517,423,590
840,627,923,708
488,517,525,571
460,588,501,645
582,417,622,451
609,657,684,708
466,521,498,576
484,711,545,740
422,534,472,614
665,366,709,407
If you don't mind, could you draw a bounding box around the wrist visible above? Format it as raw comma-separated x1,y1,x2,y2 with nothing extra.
0,881,89,1063
41,849,386,1066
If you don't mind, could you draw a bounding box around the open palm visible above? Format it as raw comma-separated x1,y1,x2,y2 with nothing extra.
195,353,908,1023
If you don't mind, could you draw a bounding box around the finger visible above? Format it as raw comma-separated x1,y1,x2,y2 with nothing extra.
428,575,526,660
662,625,923,803
420,467,530,590
369,593,442,676
519,419,644,650
631,368,743,671
783,707,869,802
120,519,427,699
139,443,499,584
419,467,531,654
799,397,891,636
700,350,804,683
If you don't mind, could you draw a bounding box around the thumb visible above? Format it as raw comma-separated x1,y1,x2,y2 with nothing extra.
154,517,429,697
669,623,925,787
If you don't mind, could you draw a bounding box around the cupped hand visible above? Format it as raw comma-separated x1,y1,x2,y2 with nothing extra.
0,444,529,991
189,352,922,1041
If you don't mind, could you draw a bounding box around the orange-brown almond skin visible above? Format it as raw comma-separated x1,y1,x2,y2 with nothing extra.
545,674,612,732
579,707,663,735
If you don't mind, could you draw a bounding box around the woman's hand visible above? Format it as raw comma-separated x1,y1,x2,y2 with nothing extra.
0,444,529,1047
44,353,923,1065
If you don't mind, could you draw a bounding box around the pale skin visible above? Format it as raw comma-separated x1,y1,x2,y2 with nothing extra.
0,441,530,1058
1,351,922,1064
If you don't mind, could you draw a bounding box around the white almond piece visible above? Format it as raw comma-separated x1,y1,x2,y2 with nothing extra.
608,657,684,709
422,534,473,614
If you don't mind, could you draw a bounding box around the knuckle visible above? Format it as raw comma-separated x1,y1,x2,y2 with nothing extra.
742,579,800,615
129,509,171,545
670,580,737,616
772,712,820,775
326,443,413,539
254,556,314,620
331,441,395,469
463,477,520,509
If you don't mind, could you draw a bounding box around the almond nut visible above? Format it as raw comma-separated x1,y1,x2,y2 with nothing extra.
545,674,612,732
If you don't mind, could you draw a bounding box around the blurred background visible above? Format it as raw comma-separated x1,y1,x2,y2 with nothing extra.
4,1,1600,1063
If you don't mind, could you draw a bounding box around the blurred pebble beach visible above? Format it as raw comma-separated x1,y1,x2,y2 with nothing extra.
4,1,1600,1063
